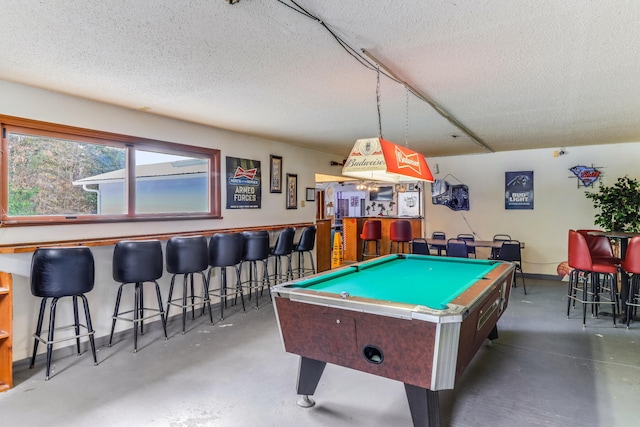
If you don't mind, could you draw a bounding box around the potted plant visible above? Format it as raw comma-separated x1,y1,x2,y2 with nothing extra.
584,176,640,232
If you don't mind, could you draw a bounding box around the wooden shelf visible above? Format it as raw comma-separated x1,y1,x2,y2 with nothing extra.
0,272,12,392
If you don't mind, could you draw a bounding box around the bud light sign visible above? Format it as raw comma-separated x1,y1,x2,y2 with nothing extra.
505,171,533,210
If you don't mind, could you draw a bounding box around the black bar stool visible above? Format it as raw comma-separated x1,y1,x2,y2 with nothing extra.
109,240,168,352
207,232,246,320
269,227,295,284
29,246,97,380
294,226,317,277
165,236,212,334
240,231,271,308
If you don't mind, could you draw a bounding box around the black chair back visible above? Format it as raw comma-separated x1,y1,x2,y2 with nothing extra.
456,233,476,257
296,226,316,251
209,233,244,267
272,228,295,256
491,234,512,259
242,231,270,261
446,239,469,258
113,240,163,284
497,241,522,263
31,247,95,297
411,238,429,255
166,236,208,274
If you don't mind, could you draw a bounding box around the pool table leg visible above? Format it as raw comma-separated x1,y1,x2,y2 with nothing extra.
296,356,327,407
487,324,499,340
404,383,440,427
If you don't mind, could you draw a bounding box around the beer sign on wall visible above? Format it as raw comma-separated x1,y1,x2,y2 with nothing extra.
569,165,602,188
505,171,534,210
226,156,261,209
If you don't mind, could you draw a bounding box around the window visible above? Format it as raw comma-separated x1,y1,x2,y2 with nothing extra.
1,115,221,225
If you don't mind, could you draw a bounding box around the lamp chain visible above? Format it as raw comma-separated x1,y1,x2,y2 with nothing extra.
405,86,409,147
376,66,383,138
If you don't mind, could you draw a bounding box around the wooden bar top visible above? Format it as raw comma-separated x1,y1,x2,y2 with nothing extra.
0,222,315,254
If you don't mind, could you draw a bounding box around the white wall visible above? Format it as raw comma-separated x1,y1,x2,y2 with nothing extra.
0,80,343,361
424,143,640,276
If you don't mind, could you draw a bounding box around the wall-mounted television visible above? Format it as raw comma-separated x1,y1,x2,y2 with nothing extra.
370,186,393,201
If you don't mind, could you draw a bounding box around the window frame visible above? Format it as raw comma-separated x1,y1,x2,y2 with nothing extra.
1,115,221,226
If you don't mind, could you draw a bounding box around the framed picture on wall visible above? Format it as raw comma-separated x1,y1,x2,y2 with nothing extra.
286,173,297,209
306,188,316,202
270,155,283,193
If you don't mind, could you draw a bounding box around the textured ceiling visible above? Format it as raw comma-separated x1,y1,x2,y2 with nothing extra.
2,0,640,159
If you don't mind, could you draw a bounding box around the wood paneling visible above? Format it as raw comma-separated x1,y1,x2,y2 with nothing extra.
315,219,331,273
342,217,423,262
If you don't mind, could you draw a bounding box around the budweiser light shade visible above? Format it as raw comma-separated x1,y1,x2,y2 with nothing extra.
342,137,434,183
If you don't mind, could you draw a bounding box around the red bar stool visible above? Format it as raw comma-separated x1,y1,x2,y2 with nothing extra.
621,236,640,328
29,247,98,380
576,229,621,264
360,220,381,259
389,220,412,254
577,229,621,311
567,230,618,327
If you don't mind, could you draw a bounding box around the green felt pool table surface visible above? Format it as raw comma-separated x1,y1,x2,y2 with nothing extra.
288,254,501,310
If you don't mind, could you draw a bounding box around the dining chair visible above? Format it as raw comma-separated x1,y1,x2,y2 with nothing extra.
496,241,526,294
430,231,446,255
490,234,512,259
411,238,429,255
456,233,476,257
446,239,468,258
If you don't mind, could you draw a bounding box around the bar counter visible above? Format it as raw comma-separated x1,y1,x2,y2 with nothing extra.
342,216,422,262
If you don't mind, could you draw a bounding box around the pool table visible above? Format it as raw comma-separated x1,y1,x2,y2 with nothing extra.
271,254,515,427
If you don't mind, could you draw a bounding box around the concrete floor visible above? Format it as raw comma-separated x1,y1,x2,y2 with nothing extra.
1,278,639,427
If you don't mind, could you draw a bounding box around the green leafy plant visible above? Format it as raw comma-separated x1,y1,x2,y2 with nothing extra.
585,176,640,232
